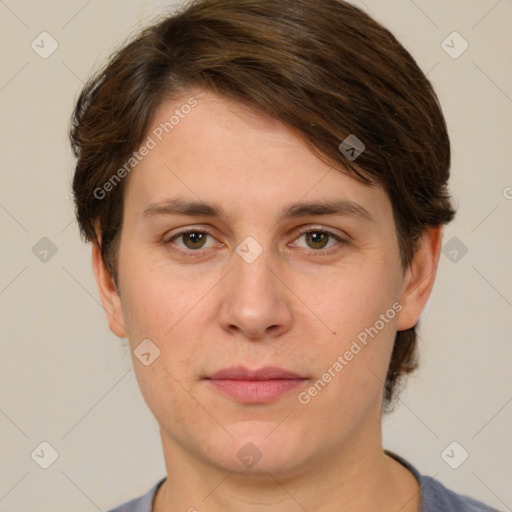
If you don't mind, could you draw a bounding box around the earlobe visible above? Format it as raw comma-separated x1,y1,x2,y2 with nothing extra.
91,241,128,338
396,226,443,331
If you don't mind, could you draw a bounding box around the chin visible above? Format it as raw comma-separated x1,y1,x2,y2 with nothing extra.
209,422,312,477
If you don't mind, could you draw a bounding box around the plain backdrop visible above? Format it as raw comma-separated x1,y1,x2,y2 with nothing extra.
0,1,511,511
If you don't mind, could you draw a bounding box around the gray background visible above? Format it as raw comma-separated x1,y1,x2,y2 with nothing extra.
0,0,511,510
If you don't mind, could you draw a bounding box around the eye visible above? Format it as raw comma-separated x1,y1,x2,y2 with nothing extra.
292,228,345,253
165,230,218,253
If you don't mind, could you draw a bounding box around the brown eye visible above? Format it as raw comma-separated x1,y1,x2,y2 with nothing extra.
165,230,217,253
304,231,330,249
181,232,208,249
292,229,346,254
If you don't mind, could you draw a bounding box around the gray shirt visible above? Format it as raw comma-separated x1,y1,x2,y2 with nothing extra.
107,451,501,511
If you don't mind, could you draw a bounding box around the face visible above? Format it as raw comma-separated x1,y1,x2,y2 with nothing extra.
93,89,438,477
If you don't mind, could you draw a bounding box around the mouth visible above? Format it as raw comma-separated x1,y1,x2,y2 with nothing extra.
204,366,308,404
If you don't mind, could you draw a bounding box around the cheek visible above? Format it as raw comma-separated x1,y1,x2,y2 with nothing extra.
118,248,210,339
118,256,221,400
304,260,402,338
120,267,208,428
297,262,401,395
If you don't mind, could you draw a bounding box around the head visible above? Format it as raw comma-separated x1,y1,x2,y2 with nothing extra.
70,0,454,474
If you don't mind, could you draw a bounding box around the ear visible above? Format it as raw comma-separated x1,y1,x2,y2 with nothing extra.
91,241,128,338
396,226,443,331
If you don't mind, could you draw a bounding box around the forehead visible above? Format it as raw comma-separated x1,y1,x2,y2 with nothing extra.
122,90,391,222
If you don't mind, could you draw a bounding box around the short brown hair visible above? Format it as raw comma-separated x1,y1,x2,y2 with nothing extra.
70,0,455,411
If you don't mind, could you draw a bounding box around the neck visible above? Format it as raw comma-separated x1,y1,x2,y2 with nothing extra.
154,409,420,512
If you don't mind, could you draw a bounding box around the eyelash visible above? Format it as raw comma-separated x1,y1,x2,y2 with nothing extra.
163,227,347,258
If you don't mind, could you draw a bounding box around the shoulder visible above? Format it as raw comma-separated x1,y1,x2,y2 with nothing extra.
419,474,502,512
106,478,165,512
385,450,501,512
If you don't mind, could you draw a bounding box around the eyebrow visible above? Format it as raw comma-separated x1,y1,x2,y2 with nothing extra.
142,198,223,219
279,199,373,222
141,197,374,222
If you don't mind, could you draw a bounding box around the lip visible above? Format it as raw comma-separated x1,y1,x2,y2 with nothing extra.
207,366,305,380
205,366,308,404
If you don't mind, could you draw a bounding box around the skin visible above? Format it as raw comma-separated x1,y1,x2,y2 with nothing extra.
92,89,442,512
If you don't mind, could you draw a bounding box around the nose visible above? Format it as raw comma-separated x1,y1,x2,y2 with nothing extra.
217,245,293,340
